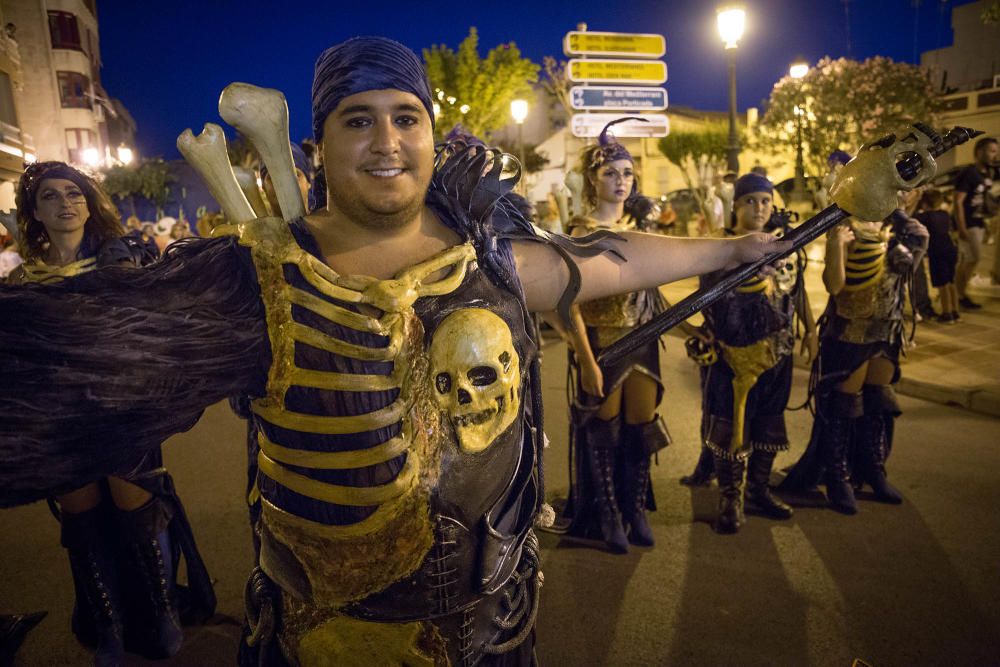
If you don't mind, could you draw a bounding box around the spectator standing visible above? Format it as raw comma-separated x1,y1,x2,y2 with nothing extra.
916,189,961,322
953,137,999,309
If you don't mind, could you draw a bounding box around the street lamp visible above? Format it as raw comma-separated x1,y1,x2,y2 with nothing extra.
117,145,134,166
510,99,529,191
717,6,745,173
789,60,809,203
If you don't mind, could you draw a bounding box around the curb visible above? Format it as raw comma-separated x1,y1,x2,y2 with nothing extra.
791,354,1000,419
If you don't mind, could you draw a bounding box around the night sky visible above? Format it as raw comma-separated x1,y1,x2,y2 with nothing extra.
98,0,974,159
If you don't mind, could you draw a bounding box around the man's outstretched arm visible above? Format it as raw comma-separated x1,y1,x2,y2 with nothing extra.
513,231,789,313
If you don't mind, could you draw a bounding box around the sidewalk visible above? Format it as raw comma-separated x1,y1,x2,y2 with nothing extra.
649,237,1000,418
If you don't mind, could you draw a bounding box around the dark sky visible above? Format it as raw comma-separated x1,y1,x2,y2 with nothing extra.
97,0,974,159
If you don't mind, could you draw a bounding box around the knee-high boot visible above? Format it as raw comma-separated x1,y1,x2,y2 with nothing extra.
680,446,716,486
586,416,629,554
712,450,748,534
61,507,124,667
118,498,183,658
745,450,793,519
857,385,903,504
622,417,670,546
822,391,862,515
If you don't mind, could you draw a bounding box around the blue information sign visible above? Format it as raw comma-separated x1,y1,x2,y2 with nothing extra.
570,86,668,111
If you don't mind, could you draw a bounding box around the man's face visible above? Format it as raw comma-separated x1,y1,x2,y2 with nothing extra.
976,141,998,167
319,89,434,228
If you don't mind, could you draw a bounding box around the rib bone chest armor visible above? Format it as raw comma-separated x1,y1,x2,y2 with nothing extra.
224,218,538,652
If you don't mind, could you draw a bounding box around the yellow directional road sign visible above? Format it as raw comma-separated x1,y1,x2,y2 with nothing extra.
568,59,667,85
564,31,666,58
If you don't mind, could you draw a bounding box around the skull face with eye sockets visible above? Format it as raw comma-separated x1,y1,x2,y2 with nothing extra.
429,308,521,453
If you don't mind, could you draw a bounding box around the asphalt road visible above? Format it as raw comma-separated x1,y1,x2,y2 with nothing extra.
2,338,998,666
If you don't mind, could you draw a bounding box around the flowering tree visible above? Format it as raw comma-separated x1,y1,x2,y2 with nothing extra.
423,28,539,140
756,56,942,176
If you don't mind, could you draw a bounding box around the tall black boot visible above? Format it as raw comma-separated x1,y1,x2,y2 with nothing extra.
622,418,669,546
822,391,861,515
746,450,794,519
61,507,124,667
118,498,183,658
712,451,748,534
857,385,903,504
586,417,629,554
680,446,716,486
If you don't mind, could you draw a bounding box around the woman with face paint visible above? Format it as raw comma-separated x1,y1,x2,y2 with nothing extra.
690,174,817,533
560,121,672,554
9,162,213,665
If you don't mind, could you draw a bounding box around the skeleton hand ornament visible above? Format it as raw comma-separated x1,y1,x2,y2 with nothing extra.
830,125,938,222
429,309,521,453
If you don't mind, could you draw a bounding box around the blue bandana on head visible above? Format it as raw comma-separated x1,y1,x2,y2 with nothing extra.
733,173,773,201
311,36,435,143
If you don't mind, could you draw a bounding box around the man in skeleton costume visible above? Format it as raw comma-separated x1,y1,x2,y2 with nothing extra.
695,174,817,534
0,37,788,665
781,208,928,514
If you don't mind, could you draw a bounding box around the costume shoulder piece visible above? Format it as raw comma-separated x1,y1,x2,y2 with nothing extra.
426,143,625,324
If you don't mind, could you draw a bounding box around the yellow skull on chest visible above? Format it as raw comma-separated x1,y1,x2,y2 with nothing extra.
429,308,521,453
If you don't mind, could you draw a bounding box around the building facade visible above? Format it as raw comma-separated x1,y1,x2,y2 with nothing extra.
1,0,133,172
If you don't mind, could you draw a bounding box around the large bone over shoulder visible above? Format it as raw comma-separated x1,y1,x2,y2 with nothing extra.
219,83,306,222
176,124,255,224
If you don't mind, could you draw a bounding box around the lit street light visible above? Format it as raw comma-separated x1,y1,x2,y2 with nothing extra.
117,145,134,165
717,5,745,173
510,99,529,191
789,60,810,204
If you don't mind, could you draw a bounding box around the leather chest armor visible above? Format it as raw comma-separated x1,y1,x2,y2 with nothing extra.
220,218,539,665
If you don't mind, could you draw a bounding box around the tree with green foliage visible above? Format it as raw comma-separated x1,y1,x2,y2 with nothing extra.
657,122,730,224
756,56,942,176
423,28,539,140
101,159,176,216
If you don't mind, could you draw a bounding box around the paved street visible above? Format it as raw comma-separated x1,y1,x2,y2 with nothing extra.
2,328,999,665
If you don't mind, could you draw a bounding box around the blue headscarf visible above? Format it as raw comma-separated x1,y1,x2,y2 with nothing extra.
733,172,773,201
311,36,435,143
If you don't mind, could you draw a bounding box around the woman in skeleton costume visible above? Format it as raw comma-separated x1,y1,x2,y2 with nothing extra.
561,122,672,553
692,174,817,533
781,208,928,514
7,162,214,666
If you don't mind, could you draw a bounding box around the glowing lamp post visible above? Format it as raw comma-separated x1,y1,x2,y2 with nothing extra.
510,99,529,192
117,145,134,166
717,6,745,173
789,60,809,202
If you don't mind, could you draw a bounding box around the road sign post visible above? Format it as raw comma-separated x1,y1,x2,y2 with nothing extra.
568,59,667,85
570,113,670,138
570,86,668,111
564,31,666,58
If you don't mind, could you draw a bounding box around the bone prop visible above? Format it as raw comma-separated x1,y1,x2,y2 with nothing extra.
597,125,982,368
219,83,305,222
232,166,270,218
177,124,255,224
